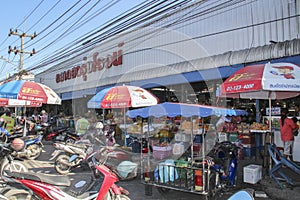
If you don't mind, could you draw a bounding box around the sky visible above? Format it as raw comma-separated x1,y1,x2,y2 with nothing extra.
0,0,144,80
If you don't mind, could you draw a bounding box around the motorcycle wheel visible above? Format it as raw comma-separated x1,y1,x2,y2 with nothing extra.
1,189,39,200
208,171,219,200
55,154,72,175
1,160,28,178
0,132,8,143
25,144,42,160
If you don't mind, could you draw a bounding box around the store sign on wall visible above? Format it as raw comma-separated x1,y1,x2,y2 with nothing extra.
56,43,124,83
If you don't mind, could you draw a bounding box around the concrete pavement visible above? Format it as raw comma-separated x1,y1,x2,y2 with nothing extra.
17,143,300,200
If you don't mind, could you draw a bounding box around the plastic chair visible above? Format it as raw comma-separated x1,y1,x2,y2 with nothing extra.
267,143,300,189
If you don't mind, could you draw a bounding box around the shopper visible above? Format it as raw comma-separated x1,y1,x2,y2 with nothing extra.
40,110,49,124
75,114,90,136
279,108,299,161
1,109,15,133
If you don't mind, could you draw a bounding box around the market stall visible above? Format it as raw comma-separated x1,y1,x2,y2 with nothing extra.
218,62,300,166
126,102,247,199
87,85,159,145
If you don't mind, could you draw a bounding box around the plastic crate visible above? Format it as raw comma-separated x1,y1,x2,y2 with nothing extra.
153,145,172,160
243,164,262,184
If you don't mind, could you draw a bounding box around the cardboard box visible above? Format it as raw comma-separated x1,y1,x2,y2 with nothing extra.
243,164,262,184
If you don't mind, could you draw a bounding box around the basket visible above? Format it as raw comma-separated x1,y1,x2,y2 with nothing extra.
153,145,172,160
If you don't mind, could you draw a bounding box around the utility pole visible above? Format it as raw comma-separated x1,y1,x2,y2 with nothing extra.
8,28,36,79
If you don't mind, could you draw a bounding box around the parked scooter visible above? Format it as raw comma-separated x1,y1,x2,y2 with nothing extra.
50,141,93,175
44,126,80,144
206,141,239,197
1,151,131,200
0,121,24,144
51,137,138,181
11,134,44,160
0,138,28,182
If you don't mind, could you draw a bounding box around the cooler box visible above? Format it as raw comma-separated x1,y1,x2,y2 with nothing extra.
243,164,262,184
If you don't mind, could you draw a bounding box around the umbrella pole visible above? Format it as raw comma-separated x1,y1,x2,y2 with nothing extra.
269,98,272,133
124,106,127,146
268,97,273,171
102,108,105,123
23,106,27,137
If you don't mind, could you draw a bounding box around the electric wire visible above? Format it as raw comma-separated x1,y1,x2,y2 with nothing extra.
2,0,295,80
27,0,186,72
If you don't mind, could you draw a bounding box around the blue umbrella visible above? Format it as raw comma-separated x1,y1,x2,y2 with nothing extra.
126,102,247,118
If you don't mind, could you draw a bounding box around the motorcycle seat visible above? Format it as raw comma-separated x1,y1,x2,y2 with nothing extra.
4,170,71,186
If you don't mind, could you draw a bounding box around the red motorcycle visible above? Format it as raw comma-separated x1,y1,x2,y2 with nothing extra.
43,126,80,144
1,150,131,200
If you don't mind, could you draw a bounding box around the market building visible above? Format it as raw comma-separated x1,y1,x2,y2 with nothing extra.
35,0,300,116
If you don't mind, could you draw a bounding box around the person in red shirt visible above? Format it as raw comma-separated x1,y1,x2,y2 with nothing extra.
279,108,299,161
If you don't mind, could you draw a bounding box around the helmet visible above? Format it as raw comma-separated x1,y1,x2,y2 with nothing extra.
95,122,104,129
0,118,5,127
11,138,25,151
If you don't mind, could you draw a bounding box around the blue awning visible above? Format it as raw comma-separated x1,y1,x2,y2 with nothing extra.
129,65,243,88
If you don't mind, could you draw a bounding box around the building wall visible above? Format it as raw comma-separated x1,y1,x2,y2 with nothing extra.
35,0,300,97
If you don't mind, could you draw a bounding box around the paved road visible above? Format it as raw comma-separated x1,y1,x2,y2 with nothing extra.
23,143,207,200
4,142,300,200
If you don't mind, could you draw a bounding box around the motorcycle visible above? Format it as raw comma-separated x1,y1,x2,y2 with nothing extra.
50,141,94,175
11,134,44,160
1,150,131,200
0,126,23,144
0,138,28,183
51,136,138,181
44,126,80,144
206,141,239,197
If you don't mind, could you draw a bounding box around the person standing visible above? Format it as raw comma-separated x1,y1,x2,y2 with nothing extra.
75,114,90,136
1,109,15,133
40,110,49,124
279,108,299,161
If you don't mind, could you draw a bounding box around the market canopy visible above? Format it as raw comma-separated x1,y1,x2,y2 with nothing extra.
0,80,61,105
126,102,248,118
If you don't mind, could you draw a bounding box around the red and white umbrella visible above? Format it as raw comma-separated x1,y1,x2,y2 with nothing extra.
0,80,61,105
87,85,159,109
0,98,42,107
220,62,300,99
219,62,300,131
